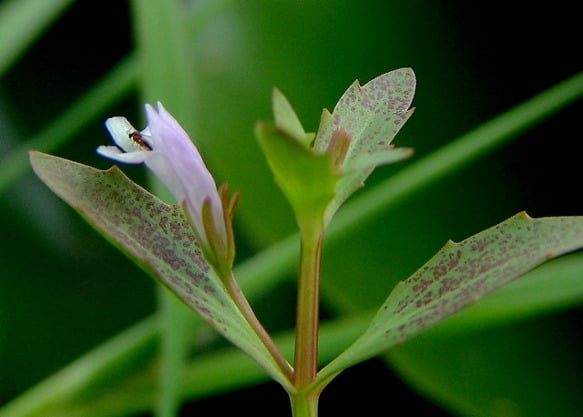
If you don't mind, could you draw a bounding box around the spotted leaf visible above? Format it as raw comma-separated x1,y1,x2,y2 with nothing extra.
316,212,583,385
29,151,292,391
313,68,416,223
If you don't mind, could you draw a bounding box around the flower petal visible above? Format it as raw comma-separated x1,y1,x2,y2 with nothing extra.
105,117,152,152
144,103,226,248
96,145,150,164
144,152,185,203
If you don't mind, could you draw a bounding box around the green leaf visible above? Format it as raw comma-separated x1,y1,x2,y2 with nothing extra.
434,252,583,331
313,68,415,157
29,152,292,391
343,147,413,173
313,68,416,221
272,88,313,145
255,121,339,229
316,212,583,385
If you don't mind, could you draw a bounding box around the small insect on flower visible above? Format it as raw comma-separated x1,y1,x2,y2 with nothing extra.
128,130,152,151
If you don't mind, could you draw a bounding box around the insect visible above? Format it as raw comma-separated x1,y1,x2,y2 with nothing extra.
127,130,152,150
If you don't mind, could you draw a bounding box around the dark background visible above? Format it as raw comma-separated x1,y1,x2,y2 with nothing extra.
1,1,581,416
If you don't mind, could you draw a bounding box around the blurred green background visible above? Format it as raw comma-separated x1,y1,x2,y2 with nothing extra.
1,0,581,416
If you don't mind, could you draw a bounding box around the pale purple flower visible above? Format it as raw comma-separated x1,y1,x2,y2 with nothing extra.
98,102,235,275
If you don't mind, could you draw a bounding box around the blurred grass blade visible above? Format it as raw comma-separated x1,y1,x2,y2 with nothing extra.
131,0,198,117
0,56,136,192
0,317,158,417
155,287,194,417
0,0,235,195
4,252,583,416
0,313,369,417
130,0,202,415
90,314,368,417
0,227,300,417
0,0,73,77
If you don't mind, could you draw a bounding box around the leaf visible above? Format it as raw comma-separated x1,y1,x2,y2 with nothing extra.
272,88,314,145
316,212,583,385
255,121,339,229
313,68,416,157
29,151,292,391
435,252,583,330
313,68,416,222
343,147,413,173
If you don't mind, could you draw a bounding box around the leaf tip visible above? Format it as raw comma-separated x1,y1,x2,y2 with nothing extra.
401,66,415,75
272,86,283,100
28,149,44,166
29,151,57,181
351,79,363,90
402,147,414,157
254,119,267,136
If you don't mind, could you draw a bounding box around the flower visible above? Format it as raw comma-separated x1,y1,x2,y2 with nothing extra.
97,102,237,277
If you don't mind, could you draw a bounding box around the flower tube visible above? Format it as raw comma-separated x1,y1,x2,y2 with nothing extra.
98,102,236,277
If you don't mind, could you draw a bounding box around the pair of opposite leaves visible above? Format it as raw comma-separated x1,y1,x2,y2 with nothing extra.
30,68,583,393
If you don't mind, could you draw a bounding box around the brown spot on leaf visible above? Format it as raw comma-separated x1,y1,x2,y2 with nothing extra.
348,212,583,367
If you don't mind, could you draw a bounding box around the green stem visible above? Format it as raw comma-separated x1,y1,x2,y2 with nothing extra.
224,273,294,382
293,224,324,388
290,392,320,417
